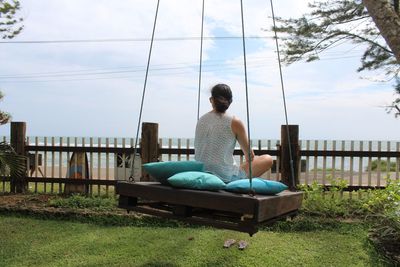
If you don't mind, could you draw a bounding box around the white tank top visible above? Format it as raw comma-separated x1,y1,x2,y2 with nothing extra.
194,111,240,183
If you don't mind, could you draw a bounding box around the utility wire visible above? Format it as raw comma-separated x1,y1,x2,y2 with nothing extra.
0,36,272,44
0,59,273,80
0,63,272,84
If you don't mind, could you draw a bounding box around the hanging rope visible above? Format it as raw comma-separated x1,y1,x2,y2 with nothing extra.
269,0,296,189
197,0,205,121
129,0,161,181
239,0,254,194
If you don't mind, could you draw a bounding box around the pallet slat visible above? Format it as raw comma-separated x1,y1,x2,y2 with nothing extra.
117,181,303,235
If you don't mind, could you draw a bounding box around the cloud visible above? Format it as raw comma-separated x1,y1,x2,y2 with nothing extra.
0,0,399,140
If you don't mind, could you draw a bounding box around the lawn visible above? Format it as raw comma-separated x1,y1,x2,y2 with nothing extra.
0,215,388,267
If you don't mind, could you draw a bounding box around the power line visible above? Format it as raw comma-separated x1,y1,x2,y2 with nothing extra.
0,53,365,84
0,62,274,84
0,36,273,44
0,58,271,79
0,52,364,80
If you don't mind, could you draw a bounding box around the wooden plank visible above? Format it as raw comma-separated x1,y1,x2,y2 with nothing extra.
83,137,89,195
34,137,39,193
58,137,63,194
386,141,391,174
186,139,190,161
116,182,303,220
178,139,182,161
89,137,94,196
97,137,101,196
159,138,163,162
358,141,363,199
257,191,303,222
120,204,258,235
368,141,372,186
141,123,159,181
168,138,172,161
10,122,27,193
105,138,110,195
332,140,336,180
266,140,271,179
23,145,400,158
305,140,310,185
377,141,382,187
44,137,48,193
280,125,299,190
322,140,327,186
117,182,257,214
313,140,318,182
349,141,354,199
65,137,70,194
122,138,127,181
51,137,55,193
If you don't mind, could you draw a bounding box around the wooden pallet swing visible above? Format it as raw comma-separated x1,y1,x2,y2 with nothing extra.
117,0,303,236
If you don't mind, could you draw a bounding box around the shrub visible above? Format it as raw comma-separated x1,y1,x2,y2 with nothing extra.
368,160,397,172
369,211,400,265
48,194,117,211
298,179,365,218
363,178,400,214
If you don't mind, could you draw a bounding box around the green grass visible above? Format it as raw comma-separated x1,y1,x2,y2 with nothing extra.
0,215,389,267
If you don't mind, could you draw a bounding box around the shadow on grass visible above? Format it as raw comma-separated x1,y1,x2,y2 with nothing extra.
0,208,206,229
1,208,372,239
363,238,395,267
261,215,368,233
139,262,179,267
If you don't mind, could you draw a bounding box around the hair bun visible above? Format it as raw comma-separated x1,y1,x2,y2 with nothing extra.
211,84,233,113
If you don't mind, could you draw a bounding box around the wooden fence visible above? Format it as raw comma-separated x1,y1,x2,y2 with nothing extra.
1,122,399,195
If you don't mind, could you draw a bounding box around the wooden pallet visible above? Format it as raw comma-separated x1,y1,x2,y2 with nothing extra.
116,181,303,235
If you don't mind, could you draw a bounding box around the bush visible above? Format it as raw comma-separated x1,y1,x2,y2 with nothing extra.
368,160,397,172
48,194,117,211
363,178,400,214
369,211,400,265
298,179,366,218
363,178,400,265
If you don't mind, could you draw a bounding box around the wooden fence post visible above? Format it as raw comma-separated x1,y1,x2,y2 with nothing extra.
10,122,27,193
140,122,159,181
280,125,300,191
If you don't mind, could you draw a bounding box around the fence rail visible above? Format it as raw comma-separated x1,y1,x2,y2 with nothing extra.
1,122,399,196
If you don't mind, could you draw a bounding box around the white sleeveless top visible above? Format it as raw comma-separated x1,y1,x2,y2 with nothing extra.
194,111,240,183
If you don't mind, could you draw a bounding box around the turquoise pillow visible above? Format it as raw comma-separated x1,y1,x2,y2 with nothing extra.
168,171,226,191
143,161,204,184
225,178,288,195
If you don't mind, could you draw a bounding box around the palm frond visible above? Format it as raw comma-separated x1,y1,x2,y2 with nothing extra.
0,141,26,178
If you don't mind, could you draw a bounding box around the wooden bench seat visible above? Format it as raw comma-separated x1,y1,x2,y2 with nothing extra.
117,181,303,235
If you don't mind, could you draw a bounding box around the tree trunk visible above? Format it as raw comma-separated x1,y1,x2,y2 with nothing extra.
362,0,400,63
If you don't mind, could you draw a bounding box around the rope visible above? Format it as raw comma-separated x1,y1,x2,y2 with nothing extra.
239,0,254,194
129,0,160,181
197,0,205,121
269,0,296,189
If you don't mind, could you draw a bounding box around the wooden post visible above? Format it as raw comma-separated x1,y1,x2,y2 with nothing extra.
280,125,300,191
10,122,27,193
141,122,159,181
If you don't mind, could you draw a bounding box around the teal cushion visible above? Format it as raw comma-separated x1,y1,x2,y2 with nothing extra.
143,161,204,184
225,178,288,195
168,171,226,191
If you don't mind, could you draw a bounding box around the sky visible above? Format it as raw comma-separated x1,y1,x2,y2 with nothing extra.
0,0,399,141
